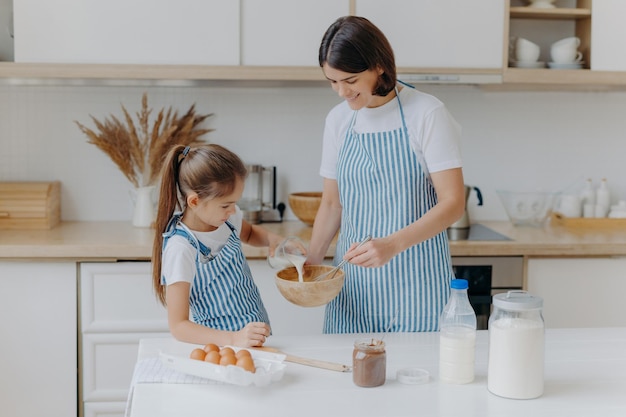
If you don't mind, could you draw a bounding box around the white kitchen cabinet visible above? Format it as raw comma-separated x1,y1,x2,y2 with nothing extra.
0,261,76,417
80,262,169,417
591,0,626,71
248,260,327,335
0,0,13,61
527,257,626,328
83,402,127,417
355,0,505,70
241,0,349,66
13,0,240,64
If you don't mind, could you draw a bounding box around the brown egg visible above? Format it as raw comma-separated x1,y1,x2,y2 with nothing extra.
189,348,206,361
203,343,220,353
204,350,221,365
236,356,256,373
219,347,236,357
235,349,252,360
220,354,237,366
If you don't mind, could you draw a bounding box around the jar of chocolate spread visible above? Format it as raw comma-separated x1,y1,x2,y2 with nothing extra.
353,339,386,387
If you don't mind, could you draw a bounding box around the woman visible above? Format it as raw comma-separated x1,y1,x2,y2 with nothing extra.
307,16,466,333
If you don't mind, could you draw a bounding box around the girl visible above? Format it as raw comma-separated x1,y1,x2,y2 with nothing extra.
307,16,466,333
152,144,283,347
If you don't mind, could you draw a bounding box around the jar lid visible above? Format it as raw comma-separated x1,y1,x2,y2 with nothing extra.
493,290,543,311
397,368,430,385
354,338,385,352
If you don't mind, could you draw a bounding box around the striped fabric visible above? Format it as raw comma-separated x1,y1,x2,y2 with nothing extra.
163,218,270,331
323,90,453,334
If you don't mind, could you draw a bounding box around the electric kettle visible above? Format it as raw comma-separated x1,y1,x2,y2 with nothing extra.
447,185,483,241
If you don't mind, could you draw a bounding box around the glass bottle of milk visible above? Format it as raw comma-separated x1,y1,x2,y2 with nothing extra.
488,291,545,399
439,279,477,384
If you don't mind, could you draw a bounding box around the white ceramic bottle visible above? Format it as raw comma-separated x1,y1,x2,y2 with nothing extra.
580,178,596,218
439,279,477,384
596,178,611,218
580,178,595,205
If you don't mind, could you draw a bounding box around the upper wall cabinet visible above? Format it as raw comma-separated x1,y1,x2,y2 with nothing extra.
354,0,505,70
241,0,349,66
13,0,240,65
0,0,12,61
591,0,626,71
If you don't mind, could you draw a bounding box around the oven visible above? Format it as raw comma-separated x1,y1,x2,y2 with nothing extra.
451,256,524,330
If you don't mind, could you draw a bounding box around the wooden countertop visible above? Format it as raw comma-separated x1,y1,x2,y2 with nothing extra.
1,220,626,260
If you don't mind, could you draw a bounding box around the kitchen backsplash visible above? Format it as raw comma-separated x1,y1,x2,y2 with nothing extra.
1,83,625,223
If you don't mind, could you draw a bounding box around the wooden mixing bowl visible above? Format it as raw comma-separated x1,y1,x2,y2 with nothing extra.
275,264,344,307
288,192,322,226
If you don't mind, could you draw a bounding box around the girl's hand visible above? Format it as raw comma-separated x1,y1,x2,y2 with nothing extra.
267,232,284,258
234,322,271,347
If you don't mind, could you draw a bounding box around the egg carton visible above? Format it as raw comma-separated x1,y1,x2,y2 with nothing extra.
159,346,286,387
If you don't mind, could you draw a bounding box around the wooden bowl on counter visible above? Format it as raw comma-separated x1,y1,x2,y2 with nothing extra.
275,265,344,307
288,192,322,226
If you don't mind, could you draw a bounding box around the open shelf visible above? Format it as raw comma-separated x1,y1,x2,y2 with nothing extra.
509,7,591,20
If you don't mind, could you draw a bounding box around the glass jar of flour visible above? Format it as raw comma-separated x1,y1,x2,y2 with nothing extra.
487,291,545,399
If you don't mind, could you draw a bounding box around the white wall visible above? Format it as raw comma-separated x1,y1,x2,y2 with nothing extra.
1,83,625,223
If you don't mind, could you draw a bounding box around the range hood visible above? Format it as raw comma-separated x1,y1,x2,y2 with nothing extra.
398,72,503,85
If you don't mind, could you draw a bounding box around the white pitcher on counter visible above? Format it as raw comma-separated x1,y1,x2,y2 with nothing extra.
131,186,156,228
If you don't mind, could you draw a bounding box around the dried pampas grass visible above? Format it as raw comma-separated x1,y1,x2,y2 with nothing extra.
75,93,213,188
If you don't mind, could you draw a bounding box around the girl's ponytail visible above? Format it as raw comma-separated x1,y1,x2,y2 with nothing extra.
152,145,187,305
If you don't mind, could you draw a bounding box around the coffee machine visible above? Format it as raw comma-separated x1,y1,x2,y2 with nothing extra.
238,164,285,224
447,185,483,241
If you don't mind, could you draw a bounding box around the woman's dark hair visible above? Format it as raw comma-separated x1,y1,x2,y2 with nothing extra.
319,16,397,96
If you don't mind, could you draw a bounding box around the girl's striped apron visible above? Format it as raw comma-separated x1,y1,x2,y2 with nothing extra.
323,87,453,333
162,215,270,331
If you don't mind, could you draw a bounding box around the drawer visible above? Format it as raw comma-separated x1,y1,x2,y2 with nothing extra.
81,332,169,402
80,262,168,333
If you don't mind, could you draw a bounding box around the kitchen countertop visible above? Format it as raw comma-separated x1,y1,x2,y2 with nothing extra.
1,220,626,260
127,328,626,417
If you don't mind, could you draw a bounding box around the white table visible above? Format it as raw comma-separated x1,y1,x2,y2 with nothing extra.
128,328,626,417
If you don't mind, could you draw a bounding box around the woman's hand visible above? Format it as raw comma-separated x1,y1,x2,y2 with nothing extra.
233,322,271,347
343,236,398,268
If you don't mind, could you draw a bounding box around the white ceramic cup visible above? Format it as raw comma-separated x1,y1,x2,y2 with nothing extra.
552,36,581,49
559,194,582,218
550,44,583,64
515,37,541,62
528,0,556,8
551,48,583,63
551,38,583,63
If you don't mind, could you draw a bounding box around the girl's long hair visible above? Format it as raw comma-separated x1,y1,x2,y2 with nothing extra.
152,144,247,305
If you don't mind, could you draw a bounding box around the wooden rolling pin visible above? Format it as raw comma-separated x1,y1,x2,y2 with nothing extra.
254,346,351,372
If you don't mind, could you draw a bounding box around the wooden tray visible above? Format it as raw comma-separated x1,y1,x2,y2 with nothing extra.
551,212,626,229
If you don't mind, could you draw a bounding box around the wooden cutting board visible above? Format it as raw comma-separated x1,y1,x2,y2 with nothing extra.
0,182,61,229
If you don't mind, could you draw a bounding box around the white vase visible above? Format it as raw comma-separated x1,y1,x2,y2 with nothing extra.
131,186,155,228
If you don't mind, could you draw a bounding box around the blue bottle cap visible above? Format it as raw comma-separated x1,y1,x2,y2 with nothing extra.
450,279,469,290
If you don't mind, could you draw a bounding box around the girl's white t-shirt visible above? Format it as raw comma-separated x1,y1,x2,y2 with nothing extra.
320,86,462,179
162,206,244,286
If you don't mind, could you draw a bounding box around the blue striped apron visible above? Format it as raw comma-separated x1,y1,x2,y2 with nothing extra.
162,215,270,331
323,86,453,333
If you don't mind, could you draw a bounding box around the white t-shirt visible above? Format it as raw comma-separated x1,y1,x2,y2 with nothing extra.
162,206,244,286
320,86,462,179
